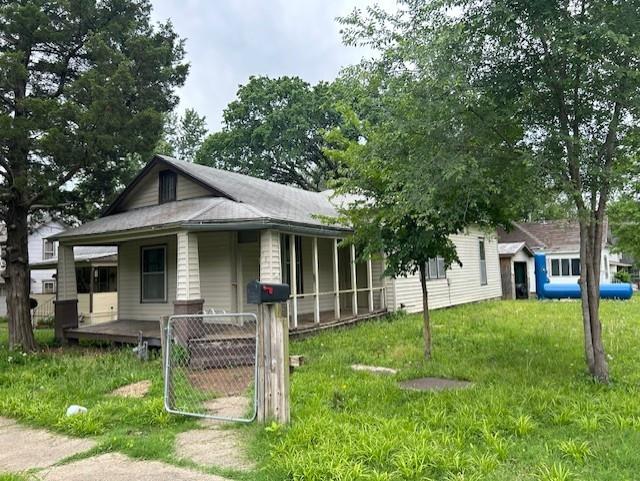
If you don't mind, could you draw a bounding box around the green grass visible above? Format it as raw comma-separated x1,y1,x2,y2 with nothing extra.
2,298,640,480
251,297,640,480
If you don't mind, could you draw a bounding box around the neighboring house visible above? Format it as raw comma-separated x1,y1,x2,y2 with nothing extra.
50,155,502,345
498,242,535,300
497,220,632,294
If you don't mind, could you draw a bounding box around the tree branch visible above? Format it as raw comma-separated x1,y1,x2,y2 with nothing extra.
28,163,83,206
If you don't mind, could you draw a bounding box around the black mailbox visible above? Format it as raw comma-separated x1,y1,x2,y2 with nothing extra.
246,280,290,304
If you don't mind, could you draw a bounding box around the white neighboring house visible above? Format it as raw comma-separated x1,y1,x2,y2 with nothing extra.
497,220,632,293
49,155,503,344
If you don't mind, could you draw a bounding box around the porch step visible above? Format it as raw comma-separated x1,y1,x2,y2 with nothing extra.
187,338,256,370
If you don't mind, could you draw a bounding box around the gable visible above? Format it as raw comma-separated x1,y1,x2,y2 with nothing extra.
118,163,213,212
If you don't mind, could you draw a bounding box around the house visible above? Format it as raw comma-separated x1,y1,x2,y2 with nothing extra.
497,220,632,296
50,155,502,345
0,219,118,321
498,242,535,300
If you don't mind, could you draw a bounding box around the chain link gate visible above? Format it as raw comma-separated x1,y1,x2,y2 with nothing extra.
163,313,258,423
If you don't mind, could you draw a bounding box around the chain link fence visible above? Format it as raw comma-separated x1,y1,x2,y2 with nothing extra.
163,313,258,423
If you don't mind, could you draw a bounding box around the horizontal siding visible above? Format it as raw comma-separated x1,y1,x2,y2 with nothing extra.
393,228,502,313
121,165,211,211
199,232,233,312
118,236,176,321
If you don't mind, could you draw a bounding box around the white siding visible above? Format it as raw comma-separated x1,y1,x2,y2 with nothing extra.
30,221,66,294
118,236,177,321
392,228,502,313
199,232,234,312
120,165,211,211
176,232,201,300
546,248,612,284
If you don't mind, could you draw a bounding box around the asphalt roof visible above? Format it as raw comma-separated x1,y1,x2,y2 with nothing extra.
30,246,118,269
55,156,348,241
498,242,533,257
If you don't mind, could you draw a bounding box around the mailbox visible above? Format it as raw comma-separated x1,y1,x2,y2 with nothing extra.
246,280,290,304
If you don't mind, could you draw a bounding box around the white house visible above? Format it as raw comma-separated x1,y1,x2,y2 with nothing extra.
49,155,502,345
497,220,632,296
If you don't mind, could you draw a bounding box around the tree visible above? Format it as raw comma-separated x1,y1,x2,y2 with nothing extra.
609,196,640,262
0,0,188,351
157,108,207,161
341,0,640,381
196,76,342,191
327,77,533,359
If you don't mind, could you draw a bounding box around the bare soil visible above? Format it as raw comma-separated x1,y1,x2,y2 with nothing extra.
398,377,473,392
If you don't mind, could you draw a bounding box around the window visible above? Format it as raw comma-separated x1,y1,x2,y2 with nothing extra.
551,259,560,276
479,239,487,285
42,280,56,294
425,256,447,280
280,235,303,293
561,258,570,276
141,246,166,302
571,258,580,276
95,267,117,293
76,266,91,294
159,170,177,203
43,238,56,260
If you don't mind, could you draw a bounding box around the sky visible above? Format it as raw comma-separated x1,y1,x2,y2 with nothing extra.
149,0,394,131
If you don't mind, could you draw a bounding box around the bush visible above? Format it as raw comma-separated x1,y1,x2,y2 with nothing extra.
0,317,6,324
613,270,631,283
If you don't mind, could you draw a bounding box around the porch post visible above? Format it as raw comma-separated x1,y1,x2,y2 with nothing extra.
333,238,341,320
351,244,358,316
174,231,203,315
54,244,78,342
289,234,298,328
367,256,374,313
312,237,320,324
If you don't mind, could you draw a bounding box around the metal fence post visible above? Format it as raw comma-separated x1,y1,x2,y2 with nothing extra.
257,303,290,424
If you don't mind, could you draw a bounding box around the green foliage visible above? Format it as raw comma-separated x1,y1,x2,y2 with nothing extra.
252,297,640,480
157,108,207,162
0,0,188,220
609,197,640,264
614,270,632,284
196,76,343,191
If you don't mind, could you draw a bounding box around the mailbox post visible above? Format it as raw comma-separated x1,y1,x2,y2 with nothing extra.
247,280,291,424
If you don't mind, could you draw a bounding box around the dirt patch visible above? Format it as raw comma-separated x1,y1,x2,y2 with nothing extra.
398,377,473,392
175,427,255,472
37,452,232,481
0,417,95,472
187,366,253,397
197,396,251,426
110,380,152,398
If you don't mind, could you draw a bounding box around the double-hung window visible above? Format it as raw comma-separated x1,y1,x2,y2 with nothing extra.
43,239,56,260
141,246,166,302
425,256,447,280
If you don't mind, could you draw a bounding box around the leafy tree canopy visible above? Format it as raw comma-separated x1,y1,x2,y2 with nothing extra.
0,0,188,350
196,75,343,191
156,107,207,162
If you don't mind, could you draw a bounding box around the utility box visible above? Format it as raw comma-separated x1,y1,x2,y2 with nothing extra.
247,280,291,304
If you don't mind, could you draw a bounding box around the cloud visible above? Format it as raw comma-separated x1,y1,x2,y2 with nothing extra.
149,0,393,130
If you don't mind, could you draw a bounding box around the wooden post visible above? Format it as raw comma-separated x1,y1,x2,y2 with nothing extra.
290,234,298,328
333,238,341,320
350,244,358,316
367,257,374,313
257,303,290,424
312,237,320,324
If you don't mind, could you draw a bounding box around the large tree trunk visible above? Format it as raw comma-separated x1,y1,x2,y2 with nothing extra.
5,199,36,352
579,216,609,383
419,263,431,359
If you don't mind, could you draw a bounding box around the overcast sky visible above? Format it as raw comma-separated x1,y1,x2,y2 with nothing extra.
150,0,393,131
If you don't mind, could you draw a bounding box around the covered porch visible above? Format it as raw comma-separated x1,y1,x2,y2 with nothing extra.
54,228,387,345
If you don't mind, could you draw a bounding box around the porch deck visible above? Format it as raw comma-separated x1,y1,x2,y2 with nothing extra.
62,309,388,346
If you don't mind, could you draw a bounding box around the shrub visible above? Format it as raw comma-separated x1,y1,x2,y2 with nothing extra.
613,270,631,283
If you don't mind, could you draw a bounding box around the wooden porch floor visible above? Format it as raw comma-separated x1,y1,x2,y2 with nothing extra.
63,309,388,346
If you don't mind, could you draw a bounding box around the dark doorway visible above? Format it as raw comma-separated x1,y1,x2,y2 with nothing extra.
514,262,528,299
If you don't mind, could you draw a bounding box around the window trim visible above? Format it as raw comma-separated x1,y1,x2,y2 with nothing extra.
158,170,177,204
425,256,447,281
479,238,488,286
42,280,56,294
140,245,168,303
42,238,56,260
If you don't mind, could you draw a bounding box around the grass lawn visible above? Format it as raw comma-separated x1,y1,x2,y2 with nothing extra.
252,297,640,481
1,298,640,480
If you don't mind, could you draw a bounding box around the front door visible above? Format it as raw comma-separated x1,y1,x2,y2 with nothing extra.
514,262,528,299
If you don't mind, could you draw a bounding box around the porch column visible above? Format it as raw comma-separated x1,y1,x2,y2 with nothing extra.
174,231,203,315
312,237,320,324
350,244,358,316
333,238,341,320
54,244,78,341
367,256,374,313
289,234,298,328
